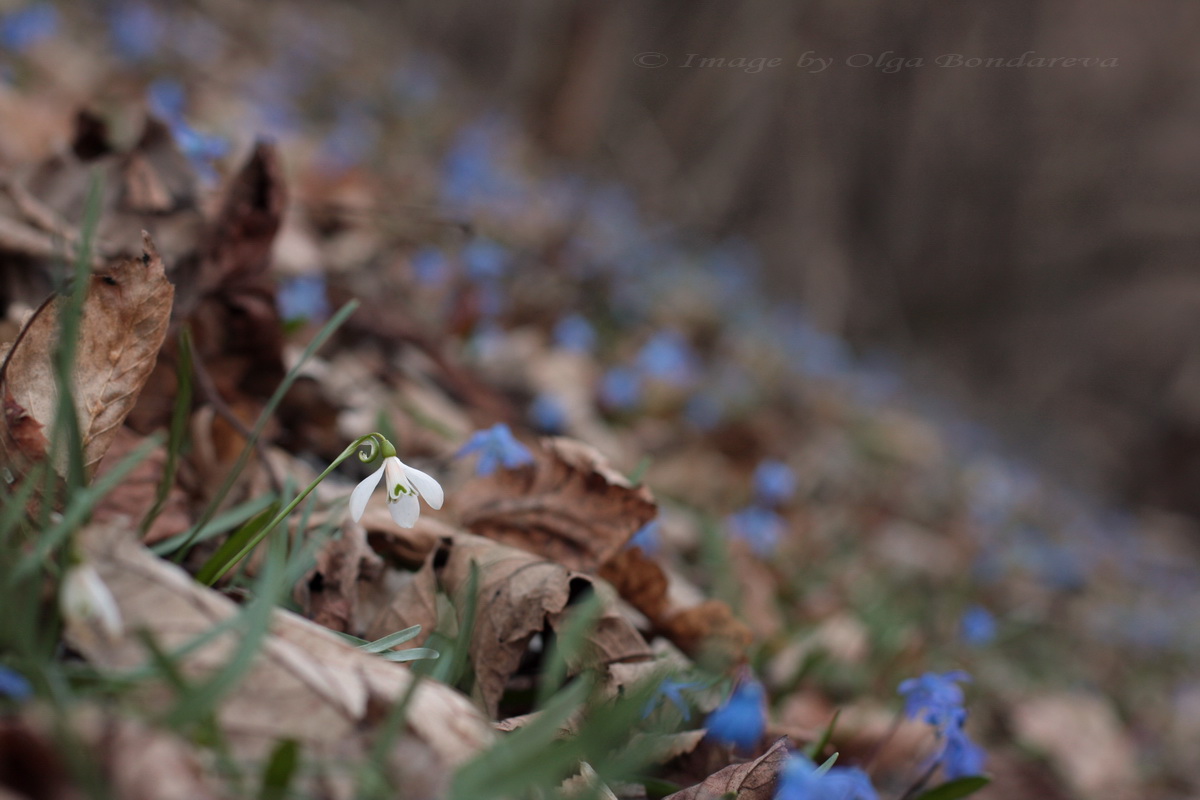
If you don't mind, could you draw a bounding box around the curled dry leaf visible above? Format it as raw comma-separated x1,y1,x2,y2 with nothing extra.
455,436,656,573
600,547,752,669
0,232,173,486
65,521,494,773
369,530,654,718
294,518,384,634
663,737,790,800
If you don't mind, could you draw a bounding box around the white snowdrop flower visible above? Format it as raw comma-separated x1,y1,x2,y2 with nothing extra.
350,455,443,528
60,564,123,638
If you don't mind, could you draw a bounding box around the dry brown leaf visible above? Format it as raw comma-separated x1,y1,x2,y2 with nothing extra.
295,519,384,634
600,548,752,669
372,531,653,718
65,521,495,773
0,232,173,486
92,426,191,545
663,737,790,800
455,436,656,572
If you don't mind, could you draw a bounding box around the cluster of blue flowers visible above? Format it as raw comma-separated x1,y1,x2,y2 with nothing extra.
898,671,987,780
0,3,57,52
775,755,877,800
455,423,534,476
726,459,797,556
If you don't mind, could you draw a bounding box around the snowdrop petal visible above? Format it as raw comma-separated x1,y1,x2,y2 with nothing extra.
350,465,385,522
403,464,444,509
388,492,421,528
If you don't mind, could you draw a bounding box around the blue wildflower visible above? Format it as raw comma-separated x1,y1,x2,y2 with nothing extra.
727,506,786,556
529,393,567,434
276,275,329,323
0,3,57,52
776,755,878,800
462,238,510,281
643,678,703,720
705,681,766,750
553,314,596,353
456,423,534,476
940,723,987,780
898,671,970,728
108,2,165,61
0,665,31,702
754,459,797,506
146,80,229,183
959,606,997,647
627,520,660,555
411,247,449,285
600,366,642,410
636,330,698,386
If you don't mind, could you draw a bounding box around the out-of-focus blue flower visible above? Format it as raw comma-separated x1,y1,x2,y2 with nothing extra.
959,606,997,647
627,520,660,555
0,3,57,52
456,423,534,476
462,238,510,281
754,459,797,506
147,80,229,183
108,2,165,61
440,117,523,213
636,330,698,386
940,723,987,780
529,393,567,434
776,755,878,800
600,366,642,410
276,275,329,323
643,677,702,720
411,247,449,285
553,314,596,353
727,506,786,556
705,681,765,750
898,671,970,728
0,666,31,702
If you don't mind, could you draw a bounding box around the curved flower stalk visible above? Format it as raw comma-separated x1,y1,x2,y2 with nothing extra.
197,433,442,585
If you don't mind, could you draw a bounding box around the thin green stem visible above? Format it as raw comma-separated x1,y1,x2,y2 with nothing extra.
196,434,385,586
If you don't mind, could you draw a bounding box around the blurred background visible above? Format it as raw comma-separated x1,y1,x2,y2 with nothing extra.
386,0,1200,517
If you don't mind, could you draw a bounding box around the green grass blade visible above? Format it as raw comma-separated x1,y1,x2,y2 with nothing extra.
174,300,359,560
911,776,992,800
358,626,424,653
150,493,278,557
257,739,300,800
194,500,282,586
143,327,193,537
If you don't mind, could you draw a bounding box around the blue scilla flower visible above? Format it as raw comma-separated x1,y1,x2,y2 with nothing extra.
627,520,660,555
959,606,997,647
776,755,878,800
600,366,642,410
147,80,229,183
0,665,31,702
529,393,567,434
553,314,596,353
412,247,449,285
754,459,797,506
456,423,534,476
643,677,703,720
0,3,57,52
898,671,970,728
727,506,785,556
441,117,521,212
276,275,329,323
706,681,766,750
940,723,987,780
636,330,698,386
462,238,510,281
108,2,165,61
